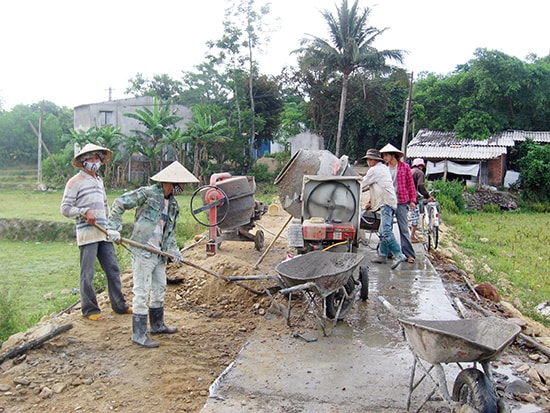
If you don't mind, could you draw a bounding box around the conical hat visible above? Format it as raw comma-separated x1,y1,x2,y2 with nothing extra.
379,143,404,157
72,143,113,167
150,161,199,184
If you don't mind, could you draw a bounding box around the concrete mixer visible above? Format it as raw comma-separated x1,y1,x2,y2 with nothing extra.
190,173,267,256
274,149,364,254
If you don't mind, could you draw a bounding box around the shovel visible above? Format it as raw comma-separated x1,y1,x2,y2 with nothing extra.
92,223,263,295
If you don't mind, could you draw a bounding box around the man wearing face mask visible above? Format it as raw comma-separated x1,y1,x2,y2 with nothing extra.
106,161,199,348
61,143,131,321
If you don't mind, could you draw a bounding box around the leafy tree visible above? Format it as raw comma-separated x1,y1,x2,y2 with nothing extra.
0,102,72,167
295,0,403,157
244,73,284,156
518,141,550,203
126,73,183,101
180,58,231,106
207,0,273,165
412,49,550,137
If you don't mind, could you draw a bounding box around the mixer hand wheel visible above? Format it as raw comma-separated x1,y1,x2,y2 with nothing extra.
304,181,357,223
190,185,229,227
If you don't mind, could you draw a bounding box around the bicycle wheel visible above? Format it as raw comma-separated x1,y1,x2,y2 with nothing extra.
430,225,439,250
420,212,430,252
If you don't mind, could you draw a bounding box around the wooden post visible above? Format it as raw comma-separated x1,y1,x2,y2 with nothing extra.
400,72,414,158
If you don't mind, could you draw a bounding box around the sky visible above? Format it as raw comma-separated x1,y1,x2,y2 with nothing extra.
1,0,549,110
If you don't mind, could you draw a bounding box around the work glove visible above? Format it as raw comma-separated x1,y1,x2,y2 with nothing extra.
171,253,183,265
107,229,121,243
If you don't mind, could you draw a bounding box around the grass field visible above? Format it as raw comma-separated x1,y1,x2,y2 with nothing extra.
0,184,268,341
1,183,548,342
445,212,550,325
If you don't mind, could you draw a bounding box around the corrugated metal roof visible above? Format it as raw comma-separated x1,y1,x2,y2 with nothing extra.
407,129,550,160
406,145,507,160
500,130,550,144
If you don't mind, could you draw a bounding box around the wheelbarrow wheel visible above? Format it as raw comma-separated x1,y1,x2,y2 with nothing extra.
254,230,264,251
359,266,369,301
452,368,498,413
325,277,356,320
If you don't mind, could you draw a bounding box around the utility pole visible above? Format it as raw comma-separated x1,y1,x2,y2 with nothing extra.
401,72,414,159
37,101,44,190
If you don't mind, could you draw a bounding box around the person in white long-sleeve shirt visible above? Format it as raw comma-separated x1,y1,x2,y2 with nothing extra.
361,148,406,269
60,143,131,321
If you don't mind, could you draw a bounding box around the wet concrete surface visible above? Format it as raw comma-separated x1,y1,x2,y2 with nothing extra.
200,235,532,412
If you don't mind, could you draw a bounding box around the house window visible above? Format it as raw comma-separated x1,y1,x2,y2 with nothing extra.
99,111,113,126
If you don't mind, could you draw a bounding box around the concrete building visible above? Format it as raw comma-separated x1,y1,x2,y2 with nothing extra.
74,96,192,183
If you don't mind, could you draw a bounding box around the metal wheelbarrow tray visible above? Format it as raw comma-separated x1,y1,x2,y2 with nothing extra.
229,251,364,335
275,251,364,335
275,250,363,297
399,317,521,365
379,297,522,412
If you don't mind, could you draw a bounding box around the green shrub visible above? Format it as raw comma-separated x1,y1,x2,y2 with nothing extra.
436,194,459,214
250,162,272,183
0,289,23,343
518,141,550,203
528,202,550,213
481,203,501,213
432,179,465,212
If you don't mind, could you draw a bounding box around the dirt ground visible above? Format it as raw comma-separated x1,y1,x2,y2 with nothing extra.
1,211,549,413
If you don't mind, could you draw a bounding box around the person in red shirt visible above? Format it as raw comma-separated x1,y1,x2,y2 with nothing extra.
380,143,417,263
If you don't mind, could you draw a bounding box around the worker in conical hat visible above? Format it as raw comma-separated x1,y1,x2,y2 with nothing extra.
61,143,131,321
107,161,199,348
380,143,417,264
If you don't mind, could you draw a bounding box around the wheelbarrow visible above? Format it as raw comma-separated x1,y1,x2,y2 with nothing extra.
379,296,521,413
229,250,367,335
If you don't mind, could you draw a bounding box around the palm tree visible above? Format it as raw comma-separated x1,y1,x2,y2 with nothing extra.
295,0,404,157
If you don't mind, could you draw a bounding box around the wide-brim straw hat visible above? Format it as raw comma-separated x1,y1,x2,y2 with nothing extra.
150,161,199,184
379,143,404,157
362,148,384,161
72,143,113,168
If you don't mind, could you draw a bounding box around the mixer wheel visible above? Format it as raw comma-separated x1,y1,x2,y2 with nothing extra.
190,185,229,227
254,230,264,251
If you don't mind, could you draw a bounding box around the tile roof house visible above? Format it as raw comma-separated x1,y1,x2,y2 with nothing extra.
406,129,550,187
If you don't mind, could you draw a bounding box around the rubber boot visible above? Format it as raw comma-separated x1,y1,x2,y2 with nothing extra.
132,314,159,348
149,307,177,334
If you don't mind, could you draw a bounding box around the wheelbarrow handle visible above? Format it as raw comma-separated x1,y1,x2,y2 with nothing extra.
228,275,279,282
279,282,318,296
378,296,401,317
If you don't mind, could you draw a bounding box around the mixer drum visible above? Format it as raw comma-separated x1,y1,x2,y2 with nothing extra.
274,149,358,218
214,176,256,230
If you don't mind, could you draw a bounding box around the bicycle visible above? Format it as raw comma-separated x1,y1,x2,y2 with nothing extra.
419,190,440,251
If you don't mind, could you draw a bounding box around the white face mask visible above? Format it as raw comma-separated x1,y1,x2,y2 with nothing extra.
83,161,101,172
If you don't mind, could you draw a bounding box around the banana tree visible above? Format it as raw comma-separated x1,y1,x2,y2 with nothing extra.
124,97,183,177
179,108,231,183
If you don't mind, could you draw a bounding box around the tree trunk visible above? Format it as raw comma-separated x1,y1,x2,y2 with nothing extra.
193,142,200,180
248,40,256,168
335,74,349,158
